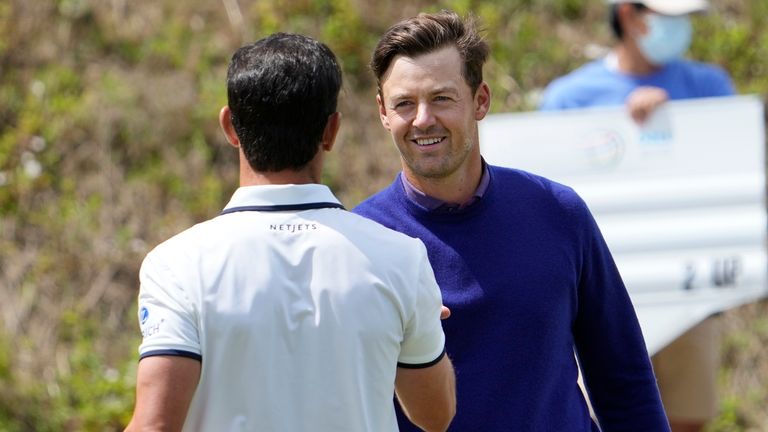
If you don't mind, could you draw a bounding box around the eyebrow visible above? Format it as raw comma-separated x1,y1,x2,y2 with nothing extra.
386,86,460,103
431,86,460,96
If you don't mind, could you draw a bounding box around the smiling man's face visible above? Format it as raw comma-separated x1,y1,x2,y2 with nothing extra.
377,45,490,184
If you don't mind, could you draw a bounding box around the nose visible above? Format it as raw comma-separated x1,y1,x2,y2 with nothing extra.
412,102,436,130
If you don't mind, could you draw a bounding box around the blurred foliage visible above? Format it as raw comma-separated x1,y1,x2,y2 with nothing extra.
0,0,766,430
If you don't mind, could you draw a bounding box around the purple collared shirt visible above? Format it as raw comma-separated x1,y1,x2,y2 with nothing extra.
400,162,490,212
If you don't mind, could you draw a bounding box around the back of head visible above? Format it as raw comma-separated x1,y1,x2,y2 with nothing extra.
226,33,342,172
370,10,489,94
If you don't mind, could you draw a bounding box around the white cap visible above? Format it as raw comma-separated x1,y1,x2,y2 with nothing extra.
608,0,709,15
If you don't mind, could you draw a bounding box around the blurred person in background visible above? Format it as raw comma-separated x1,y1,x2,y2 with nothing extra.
355,9,670,431
540,0,733,124
125,32,455,432
540,1,735,431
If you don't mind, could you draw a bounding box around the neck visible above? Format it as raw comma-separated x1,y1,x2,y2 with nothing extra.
404,154,483,204
240,170,318,187
614,43,659,75
238,152,323,187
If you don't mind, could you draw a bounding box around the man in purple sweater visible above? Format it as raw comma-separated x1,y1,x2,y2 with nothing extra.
353,10,670,431
540,3,734,430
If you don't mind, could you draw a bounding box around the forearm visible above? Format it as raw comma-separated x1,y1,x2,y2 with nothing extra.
395,355,456,432
126,355,201,432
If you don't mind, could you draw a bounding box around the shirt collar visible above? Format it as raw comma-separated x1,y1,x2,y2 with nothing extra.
604,52,620,72
223,184,341,211
400,161,490,212
604,51,669,77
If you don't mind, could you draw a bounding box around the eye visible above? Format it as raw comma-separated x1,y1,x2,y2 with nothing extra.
434,95,453,102
392,100,413,109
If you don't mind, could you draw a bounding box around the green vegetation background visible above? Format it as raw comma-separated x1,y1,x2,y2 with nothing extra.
1,0,767,430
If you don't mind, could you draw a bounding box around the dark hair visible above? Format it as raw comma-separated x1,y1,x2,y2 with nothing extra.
609,3,648,39
226,33,342,172
370,10,489,95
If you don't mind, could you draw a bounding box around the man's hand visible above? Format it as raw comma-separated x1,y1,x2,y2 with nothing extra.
440,306,451,320
625,86,669,124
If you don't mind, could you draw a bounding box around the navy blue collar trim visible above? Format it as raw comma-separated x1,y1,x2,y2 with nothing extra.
220,202,346,215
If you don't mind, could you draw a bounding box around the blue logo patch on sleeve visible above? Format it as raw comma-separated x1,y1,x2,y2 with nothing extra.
139,306,149,325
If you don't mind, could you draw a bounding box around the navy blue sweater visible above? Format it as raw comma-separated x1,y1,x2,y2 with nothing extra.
353,165,669,431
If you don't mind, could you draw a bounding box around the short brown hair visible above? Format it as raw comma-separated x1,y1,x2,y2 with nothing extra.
371,10,489,94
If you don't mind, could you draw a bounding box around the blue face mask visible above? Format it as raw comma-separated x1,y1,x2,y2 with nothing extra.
637,13,693,65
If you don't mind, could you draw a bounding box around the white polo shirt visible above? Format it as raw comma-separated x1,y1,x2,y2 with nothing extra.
137,184,445,432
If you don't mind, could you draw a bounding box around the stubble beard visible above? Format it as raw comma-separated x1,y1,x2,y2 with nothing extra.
401,136,474,180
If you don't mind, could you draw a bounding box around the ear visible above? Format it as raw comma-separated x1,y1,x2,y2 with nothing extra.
219,106,241,148
376,93,391,131
321,112,341,152
616,3,633,22
618,3,647,37
474,82,491,121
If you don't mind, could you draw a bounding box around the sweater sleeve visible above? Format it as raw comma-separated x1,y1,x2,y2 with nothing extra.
571,198,671,431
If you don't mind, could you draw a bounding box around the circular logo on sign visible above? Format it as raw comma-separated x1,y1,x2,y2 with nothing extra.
578,129,625,169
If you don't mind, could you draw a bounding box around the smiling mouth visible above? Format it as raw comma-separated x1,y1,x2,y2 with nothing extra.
413,137,444,146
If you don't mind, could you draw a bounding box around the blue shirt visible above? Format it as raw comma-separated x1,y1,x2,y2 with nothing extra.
539,56,734,110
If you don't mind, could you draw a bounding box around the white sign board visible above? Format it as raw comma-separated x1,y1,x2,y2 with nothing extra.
479,95,767,355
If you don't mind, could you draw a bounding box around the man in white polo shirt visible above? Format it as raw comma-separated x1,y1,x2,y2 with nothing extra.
125,33,455,432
